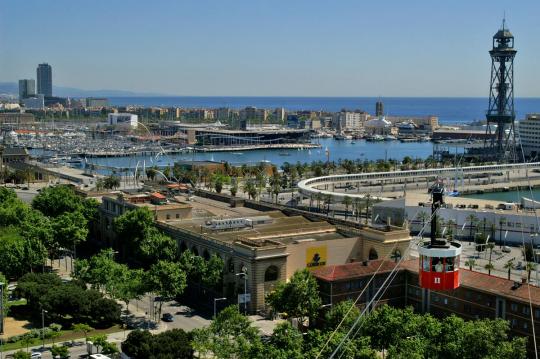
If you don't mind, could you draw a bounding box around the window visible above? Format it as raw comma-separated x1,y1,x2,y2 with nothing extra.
264,265,279,282
522,307,530,315
523,322,528,330
422,256,430,272
443,298,448,305
166,214,171,220
511,303,518,312
176,213,180,219
535,309,540,319
369,248,378,260
432,257,444,272
445,257,454,272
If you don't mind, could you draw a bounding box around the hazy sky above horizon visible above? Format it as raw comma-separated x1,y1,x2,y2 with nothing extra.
2,0,539,97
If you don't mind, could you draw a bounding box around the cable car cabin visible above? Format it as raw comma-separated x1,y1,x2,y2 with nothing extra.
419,240,462,290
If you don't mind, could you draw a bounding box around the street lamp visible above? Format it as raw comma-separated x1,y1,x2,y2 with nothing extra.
213,297,227,318
41,309,48,349
235,272,248,315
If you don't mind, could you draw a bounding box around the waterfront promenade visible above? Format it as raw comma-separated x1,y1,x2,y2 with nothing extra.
298,162,540,202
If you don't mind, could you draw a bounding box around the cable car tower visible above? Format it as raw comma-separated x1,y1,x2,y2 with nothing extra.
484,18,517,162
418,181,462,291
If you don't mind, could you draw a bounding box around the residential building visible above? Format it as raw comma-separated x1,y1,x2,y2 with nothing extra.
22,95,45,110
240,106,268,123
313,259,540,355
36,63,52,96
275,107,286,123
216,108,231,121
18,79,35,100
518,114,540,158
336,111,369,131
86,97,109,108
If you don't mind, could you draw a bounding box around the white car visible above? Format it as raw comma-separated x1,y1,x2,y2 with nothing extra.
30,353,42,359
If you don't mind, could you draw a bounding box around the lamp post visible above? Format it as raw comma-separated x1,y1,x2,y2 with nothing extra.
41,309,48,349
213,297,227,318
235,272,248,315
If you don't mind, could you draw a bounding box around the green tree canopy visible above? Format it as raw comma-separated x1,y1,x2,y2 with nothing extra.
193,305,261,359
266,269,322,324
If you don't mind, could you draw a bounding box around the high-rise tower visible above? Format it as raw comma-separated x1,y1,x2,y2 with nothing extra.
37,63,52,97
484,19,517,161
375,100,384,117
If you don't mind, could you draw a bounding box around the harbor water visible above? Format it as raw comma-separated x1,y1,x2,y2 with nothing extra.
84,138,435,170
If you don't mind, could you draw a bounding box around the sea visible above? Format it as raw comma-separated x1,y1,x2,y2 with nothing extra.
109,96,540,125
81,97,540,170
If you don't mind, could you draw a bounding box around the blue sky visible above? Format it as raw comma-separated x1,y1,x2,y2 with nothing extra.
1,0,539,97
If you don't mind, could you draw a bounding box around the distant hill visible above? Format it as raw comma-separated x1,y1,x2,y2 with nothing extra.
0,82,168,97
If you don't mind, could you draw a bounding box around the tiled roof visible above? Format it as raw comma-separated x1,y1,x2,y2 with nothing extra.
400,259,540,306
312,260,398,282
151,192,166,199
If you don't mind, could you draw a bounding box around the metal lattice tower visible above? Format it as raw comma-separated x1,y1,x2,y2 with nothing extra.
484,18,517,161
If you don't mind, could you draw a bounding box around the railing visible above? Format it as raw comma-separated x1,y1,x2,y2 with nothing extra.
297,162,540,201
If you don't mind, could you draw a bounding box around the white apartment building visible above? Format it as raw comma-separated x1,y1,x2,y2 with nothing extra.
337,111,369,131
518,114,540,158
108,113,138,129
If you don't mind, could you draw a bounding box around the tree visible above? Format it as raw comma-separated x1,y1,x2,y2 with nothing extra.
122,329,193,359
112,268,145,312
465,258,476,271
72,323,94,346
147,260,187,319
0,227,47,278
266,269,322,326
113,207,155,242
192,305,261,359
32,185,83,218
484,262,494,276
466,214,478,241
51,210,89,250
503,259,515,280
230,178,238,197
257,321,304,359
51,345,69,359
13,351,31,359
324,299,360,332
89,334,108,353
525,262,537,282
342,196,352,220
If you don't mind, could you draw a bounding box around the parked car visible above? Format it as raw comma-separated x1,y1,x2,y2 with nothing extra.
162,313,174,322
30,353,42,359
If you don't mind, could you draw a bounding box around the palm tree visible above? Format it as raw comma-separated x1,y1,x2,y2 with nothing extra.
342,196,352,220
446,219,456,240
364,194,371,225
503,259,515,280
484,263,494,275
466,214,478,241
416,211,429,235
465,258,476,271
315,193,323,213
498,217,507,247
353,198,362,222
525,262,537,282
324,194,332,217
487,242,495,270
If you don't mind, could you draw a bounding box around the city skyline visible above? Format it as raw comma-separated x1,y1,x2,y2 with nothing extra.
1,0,540,97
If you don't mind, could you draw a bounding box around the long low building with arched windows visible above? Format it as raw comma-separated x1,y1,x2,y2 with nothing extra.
98,191,412,313
153,196,412,314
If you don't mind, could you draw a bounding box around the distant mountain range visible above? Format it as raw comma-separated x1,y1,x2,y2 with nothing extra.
0,82,168,98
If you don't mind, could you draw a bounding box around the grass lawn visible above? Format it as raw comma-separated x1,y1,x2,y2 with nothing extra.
1,325,122,351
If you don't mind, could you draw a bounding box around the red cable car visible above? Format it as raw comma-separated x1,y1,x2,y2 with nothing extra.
418,181,462,291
